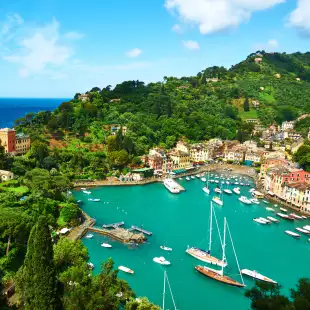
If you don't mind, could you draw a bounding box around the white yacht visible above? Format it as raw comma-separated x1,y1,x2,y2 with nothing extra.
153,256,171,265
285,230,300,238
250,198,260,204
186,177,190,181
201,177,207,182
239,196,251,205
83,190,91,195
88,198,100,202
214,187,222,194
233,187,241,195
160,246,173,251
85,234,93,239
241,269,277,284
101,243,112,248
163,179,180,194
223,189,232,194
267,216,279,223
253,218,268,224
203,187,210,195
118,266,134,274
212,196,223,206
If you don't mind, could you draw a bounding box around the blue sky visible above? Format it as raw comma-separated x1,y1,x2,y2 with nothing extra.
0,0,309,98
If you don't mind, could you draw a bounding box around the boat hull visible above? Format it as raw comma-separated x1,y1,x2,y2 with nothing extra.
186,248,227,267
195,266,245,288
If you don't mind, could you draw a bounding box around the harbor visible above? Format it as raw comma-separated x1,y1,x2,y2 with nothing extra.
74,171,310,310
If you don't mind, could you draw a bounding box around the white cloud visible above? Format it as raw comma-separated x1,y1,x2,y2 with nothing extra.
172,23,183,33
64,31,84,40
288,0,310,34
1,13,23,37
254,38,280,52
126,48,143,58
4,19,75,78
182,40,200,50
165,0,285,34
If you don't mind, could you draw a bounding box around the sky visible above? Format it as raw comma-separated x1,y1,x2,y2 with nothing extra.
0,0,310,98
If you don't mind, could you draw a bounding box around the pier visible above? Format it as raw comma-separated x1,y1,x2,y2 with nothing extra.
131,225,152,236
102,221,125,229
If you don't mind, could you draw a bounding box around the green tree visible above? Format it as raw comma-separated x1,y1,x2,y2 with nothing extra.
125,297,161,310
15,216,56,310
29,141,49,166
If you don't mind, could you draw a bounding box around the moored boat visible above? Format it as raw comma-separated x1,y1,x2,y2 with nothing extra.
263,200,269,204
253,218,268,225
160,246,173,251
239,196,252,205
285,230,300,238
280,207,287,213
241,269,277,284
301,216,308,219
164,179,181,194
201,178,207,182
186,177,190,181
153,256,171,265
85,234,93,239
88,198,100,202
290,213,303,220
233,187,241,195
223,189,232,195
87,262,94,269
258,217,271,224
296,228,310,235
118,266,134,274
303,225,310,231
203,187,210,195
276,213,294,221
191,176,195,179
267,216,280,223
250,198,260,204
266,207,275,212
83,190,91,195
214,187,222,194
101,243,112,248
212,196,223,206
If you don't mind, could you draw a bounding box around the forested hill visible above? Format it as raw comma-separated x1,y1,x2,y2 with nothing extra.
16,51,310,156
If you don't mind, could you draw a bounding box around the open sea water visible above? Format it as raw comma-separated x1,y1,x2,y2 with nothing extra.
0,98,67,128
74,175,310,310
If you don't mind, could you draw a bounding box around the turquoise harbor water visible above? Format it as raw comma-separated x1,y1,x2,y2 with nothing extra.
74,173,310,310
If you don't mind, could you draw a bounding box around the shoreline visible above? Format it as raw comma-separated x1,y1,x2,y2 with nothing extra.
73,163,257,189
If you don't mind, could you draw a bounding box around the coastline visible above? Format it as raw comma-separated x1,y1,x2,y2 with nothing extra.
73,163,257,188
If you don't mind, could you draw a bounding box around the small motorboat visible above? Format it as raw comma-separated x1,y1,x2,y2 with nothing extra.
87,262,94,270
83,190,91,195
186,177,190,181
267,216,279,223
296,228,310,235
81,187,87,190
179,177,183,180
201,178,207,182
240,183,244,186
118,266,134,274
160,246,173,251
209,180,215,183
233,187,240,195
153,256,171,265
88,198,100,202
203,187,210,195
263,200,269,204
280,208,287,213
234,182,239,185
223,189,232,195
303,225,310,231
285,230,300,238
215,180,219,184
191,176,195,179
85,234,93,239
290,213,303,220
274,204,278,207
250,198,260,204
258,217,271,224
241,269,277,284
226,181,230,185
249,188,255,193
253,218,268,225
266,207,275,212
77,200,82,203
101,243,112,248
214,188,222,194
239,196,251,205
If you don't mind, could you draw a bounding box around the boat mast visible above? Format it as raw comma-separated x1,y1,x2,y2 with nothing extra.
208,202,213,253
166,272,177,310
162,270,166,310
226,222,245,286
221,217,227,274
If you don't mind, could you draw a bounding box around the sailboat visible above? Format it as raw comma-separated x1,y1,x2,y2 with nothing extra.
202,172,210,195
186,203,227,267
162,270,177,310
195,218,245,288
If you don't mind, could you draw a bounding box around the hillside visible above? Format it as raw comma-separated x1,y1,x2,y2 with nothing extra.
13,51,310,177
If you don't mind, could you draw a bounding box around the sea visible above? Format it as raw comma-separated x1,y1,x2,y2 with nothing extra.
74,175,310,310
0,98,68,128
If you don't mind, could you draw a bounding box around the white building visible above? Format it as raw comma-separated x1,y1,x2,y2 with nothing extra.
0,170,14,181
281,121,294,131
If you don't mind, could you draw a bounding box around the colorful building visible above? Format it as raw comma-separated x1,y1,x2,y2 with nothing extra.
0,128,16,153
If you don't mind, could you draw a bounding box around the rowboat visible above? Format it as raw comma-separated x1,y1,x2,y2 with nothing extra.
296,228,310,235
285,230,300,238
241,269,277,284
118,266,134,274
160,246,173,251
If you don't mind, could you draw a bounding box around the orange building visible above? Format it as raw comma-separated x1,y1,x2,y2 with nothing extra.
0,128,16,153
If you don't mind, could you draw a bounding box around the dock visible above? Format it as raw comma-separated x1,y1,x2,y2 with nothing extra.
131,225,152,236
102,221,125,229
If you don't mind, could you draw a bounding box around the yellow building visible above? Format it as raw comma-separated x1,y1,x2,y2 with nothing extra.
169,150,191,170
15,133,31,155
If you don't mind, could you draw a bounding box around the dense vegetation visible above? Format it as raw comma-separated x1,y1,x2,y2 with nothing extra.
1,51,310,308
245,278,310,310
